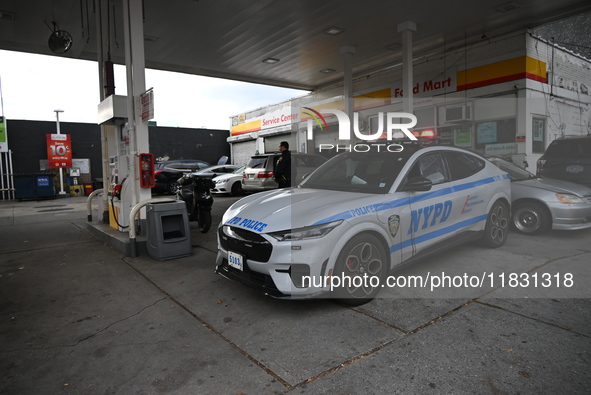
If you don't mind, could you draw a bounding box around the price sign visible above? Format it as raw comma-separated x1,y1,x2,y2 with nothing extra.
46,134,72,168
141,88,154,122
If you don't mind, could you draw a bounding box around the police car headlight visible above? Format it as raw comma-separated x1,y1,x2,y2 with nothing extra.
556,193,584,204
268,220,343,242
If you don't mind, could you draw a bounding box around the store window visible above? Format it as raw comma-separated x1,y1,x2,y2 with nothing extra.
532,117,546,153
475,119,516,156
475,119,515,147
438,125,473,148
438,118,516,155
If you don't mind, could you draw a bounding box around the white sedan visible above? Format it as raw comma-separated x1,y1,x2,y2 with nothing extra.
211,166,245,196
215,146,511,305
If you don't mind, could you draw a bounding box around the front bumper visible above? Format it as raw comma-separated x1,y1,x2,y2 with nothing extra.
548,201,591,230
214,225,339,298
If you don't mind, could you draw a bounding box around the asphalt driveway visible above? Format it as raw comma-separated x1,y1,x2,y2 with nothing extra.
1,195,589,394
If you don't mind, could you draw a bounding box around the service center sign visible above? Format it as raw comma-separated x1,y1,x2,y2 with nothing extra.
46,134,72,168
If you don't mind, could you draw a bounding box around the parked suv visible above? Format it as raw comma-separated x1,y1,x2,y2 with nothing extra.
242,153,326,192
536,135,591,187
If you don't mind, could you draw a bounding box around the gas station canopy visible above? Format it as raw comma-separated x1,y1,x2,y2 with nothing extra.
1,0,590,91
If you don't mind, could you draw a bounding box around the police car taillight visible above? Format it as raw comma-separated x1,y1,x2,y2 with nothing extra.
257,171,274,178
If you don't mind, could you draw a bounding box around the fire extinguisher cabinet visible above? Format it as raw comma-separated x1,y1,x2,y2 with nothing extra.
145,201,191,260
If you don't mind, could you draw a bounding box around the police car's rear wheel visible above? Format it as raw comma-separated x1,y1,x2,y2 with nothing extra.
480,200,509,248
333,234,388,306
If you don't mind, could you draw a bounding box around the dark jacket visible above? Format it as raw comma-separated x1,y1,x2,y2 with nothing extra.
274,150,291,188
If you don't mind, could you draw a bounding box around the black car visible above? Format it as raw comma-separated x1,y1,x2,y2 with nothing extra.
536,135,591,187
154,160,210,194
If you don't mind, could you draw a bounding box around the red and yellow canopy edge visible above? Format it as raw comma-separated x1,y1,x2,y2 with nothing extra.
231,119,262,136
458,56,547,91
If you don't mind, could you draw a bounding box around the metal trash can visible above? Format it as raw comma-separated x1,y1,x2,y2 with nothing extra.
146,201,191,260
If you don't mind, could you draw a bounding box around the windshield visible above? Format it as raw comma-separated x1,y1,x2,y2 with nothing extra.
300,151,413,193
233,166,245,174
488,157,534,181
194,166,218,174
246,157,268,169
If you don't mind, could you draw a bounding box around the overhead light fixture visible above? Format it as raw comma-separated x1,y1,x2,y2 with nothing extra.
385,43,402,51
495,1,521,13
47,22,73,54
262,57,280,64
320,68,336,74
323,26,344,36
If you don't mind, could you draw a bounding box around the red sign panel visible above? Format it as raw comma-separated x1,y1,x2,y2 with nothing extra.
46,134,72,168
141,89,154,122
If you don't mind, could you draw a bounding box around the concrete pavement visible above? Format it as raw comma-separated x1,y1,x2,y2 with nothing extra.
1,194,590,394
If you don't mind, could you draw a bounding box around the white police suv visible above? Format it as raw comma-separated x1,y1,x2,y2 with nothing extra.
215,145,511,305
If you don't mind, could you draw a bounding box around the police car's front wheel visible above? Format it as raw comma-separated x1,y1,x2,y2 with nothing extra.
333,234,388,306
480,200,509,248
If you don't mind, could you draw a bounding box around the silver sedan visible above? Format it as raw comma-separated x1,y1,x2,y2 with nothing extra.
488,157,591,234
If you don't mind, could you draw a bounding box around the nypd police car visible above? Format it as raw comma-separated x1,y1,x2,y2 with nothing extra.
215,146,511,305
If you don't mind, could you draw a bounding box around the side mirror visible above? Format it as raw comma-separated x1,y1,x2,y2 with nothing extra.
400,176,432,192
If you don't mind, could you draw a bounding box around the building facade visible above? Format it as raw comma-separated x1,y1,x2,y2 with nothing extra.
228,30,591,170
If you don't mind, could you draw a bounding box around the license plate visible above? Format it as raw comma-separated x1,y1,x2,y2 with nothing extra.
228,251,244,271
566,165,584,174
247,174,255,179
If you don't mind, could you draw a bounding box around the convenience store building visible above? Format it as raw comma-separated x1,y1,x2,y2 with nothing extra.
228,30,591,170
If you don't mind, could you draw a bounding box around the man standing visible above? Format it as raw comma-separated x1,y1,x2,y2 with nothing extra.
274,141,291,188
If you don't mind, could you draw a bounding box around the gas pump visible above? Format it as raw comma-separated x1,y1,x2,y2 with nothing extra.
98,94,153,233
107,124,134,231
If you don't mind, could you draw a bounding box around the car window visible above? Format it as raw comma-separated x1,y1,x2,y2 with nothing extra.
296,155,326,167
407,153,449,185
246,157,268,169
445,151,485,180
164,161,180,168
545,139,591,157
301,152,411,193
